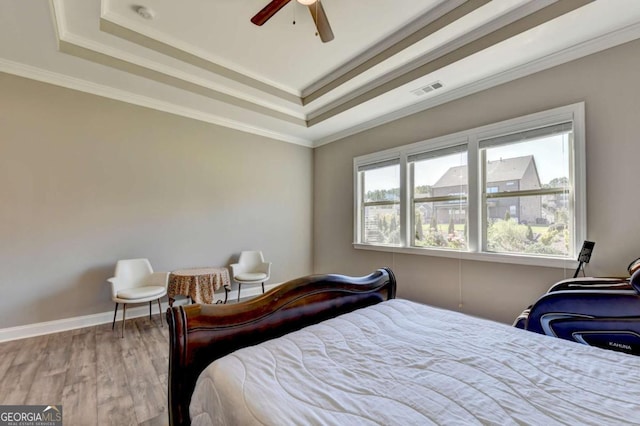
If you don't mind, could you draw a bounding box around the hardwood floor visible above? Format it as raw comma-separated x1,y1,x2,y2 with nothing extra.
0,316,170,426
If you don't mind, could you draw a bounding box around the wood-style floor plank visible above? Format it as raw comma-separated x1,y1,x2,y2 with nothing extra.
12,334,50,365
26,372,66,407
0,338,20,355
0,349,17,381
98,395,139,426
62,379,98,425
64,328,97,386
0,316,171,426
1,361,40,405
118,322,167,424
40,330,74,378
96,324,131,402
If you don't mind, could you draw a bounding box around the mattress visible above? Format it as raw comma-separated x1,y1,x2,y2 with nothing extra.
190,299,640,425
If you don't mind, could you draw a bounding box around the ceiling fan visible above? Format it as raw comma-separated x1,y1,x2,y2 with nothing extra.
251,0,335,43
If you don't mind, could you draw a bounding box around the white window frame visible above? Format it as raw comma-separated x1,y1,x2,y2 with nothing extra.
353,103,586,268
407,141,469,249
354,151,403,246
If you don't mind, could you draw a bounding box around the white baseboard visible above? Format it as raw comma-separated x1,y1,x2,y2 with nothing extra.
0,283,279,343
0,299,185,343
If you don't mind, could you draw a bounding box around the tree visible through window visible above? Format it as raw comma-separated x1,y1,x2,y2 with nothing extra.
481,123,573,256
410,146,468,250
353,103,585,265
358,160,400,245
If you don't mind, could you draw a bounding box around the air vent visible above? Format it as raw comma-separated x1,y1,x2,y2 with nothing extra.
411,81,444,97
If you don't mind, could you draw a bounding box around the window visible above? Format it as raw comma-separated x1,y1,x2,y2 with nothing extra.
356,159,400,245
409,145,467,250
353,103,586,267
480,122,574,257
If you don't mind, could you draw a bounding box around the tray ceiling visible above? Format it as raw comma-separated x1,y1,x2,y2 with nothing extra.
1,0,640,147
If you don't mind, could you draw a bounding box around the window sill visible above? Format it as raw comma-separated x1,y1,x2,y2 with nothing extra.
353,243,579,269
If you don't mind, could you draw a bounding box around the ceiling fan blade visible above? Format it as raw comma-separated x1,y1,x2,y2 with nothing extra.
251,0,291,26
308,1,334,43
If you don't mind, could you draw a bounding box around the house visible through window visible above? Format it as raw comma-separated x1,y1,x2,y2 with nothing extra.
357,159,400,245
353,103,586,267
410,145,467,250
481,123,573,257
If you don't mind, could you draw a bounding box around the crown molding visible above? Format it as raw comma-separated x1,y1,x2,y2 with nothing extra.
100,8,300,98
307,0,590,126
10,0,640,150
4,14,637,151
99,14,302,104
57,35,307,126
312,20,640,148
97,0,490,113
306,0,555,121
0,58,313,147
300,0,472,101
50,1,306,123
48,0,593,133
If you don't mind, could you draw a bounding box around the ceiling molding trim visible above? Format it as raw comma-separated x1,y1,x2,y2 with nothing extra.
300,0,472,101
49,0,68,40
50,1,305,121
312,20,640,148
56,34,307,126
306,0,555,121
98,1,479,109
99,16,302,104
302,0,556,105
0,58,313,148
307,0,591,127
99,9,300,98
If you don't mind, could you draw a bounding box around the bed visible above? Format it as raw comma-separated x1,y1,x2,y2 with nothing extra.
167,268,640,425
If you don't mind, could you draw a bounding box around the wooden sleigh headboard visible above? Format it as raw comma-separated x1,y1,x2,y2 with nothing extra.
166,268,396,426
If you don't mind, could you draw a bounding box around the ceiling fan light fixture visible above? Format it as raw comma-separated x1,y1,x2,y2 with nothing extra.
251,0,333,42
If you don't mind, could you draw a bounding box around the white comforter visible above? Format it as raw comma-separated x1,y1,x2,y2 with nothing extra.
190,299,640,425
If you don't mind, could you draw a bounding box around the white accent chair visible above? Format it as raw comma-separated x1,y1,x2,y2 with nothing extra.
230,251,271,302
107,258,169,337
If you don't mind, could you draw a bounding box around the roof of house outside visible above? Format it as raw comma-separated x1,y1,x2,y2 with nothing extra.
433,155,535,188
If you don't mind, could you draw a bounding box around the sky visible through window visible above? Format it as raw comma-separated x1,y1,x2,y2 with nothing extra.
414,152,467,188
365,134,570,191
484,134,569,185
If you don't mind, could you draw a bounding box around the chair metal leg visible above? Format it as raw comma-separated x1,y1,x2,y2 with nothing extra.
149,301,152,320
237,283,242,303
112,303,119,330
121,303,127,338
261,282,265,293
157,298,163,327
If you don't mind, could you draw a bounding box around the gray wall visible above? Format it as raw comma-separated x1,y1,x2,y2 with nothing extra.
0,73,313,328
314,39,640,324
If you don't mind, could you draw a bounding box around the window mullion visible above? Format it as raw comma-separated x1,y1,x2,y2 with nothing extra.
358,171,364,243
486,188,568,199
414,195,468,203
363,201,401,207
399,152,408,248
467,136,479,253
409,162,415,247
